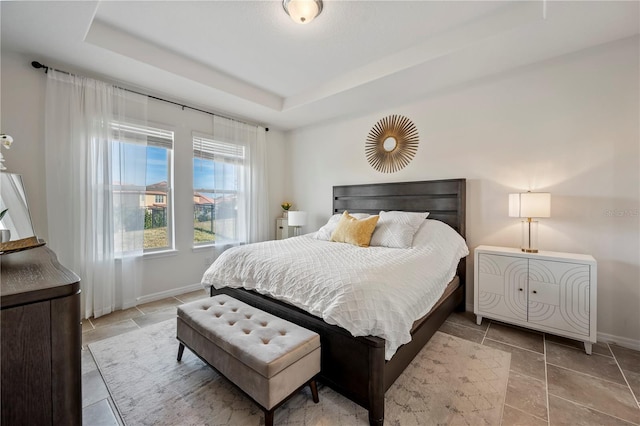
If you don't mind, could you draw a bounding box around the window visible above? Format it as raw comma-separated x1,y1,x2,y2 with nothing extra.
193,134,245,246
111,122,174,252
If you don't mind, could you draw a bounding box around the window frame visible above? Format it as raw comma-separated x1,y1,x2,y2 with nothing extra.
111,121,175,254
192,132,245,248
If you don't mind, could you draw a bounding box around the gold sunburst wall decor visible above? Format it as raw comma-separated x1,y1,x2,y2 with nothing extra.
365,115,419,173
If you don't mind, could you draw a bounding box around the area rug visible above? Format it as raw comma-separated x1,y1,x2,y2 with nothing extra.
89,320,510,425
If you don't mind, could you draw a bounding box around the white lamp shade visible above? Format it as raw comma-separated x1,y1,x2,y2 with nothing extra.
283,0,322,24
508,192,551,218
287,211,307,227
508,193,521,217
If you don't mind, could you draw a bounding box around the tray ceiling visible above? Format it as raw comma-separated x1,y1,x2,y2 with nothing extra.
1,1,638,130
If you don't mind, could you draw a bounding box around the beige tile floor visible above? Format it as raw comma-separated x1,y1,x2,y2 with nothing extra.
81,289,209,425
441,312,640,426
82,291,640,425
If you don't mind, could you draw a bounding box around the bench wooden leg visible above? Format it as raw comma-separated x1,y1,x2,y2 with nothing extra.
177,343,185,361
309,380,319,403
264,409,274,426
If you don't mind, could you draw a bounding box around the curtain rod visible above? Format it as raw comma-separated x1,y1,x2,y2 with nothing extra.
31,61,269,132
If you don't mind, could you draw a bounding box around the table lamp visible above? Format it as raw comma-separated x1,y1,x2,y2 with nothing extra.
509,192,551,253
287,211,307,237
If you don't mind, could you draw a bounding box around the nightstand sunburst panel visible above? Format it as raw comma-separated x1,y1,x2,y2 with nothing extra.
477,254,527,322
528,260,591,335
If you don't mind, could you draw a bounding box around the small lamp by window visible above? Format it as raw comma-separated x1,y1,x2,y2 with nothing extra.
509,192,551,253
287,211,307,237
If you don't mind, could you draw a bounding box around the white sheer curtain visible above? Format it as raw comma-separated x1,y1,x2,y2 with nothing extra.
211,116,269,244
45,70,147,319
246,126,269,243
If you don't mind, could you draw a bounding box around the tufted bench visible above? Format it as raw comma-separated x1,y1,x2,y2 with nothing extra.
176,294,321,426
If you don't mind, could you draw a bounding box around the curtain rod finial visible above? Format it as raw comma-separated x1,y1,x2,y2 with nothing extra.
31,61,49,73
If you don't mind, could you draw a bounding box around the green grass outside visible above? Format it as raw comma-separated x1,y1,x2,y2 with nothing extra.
194,219,215,244
143,227,168,249
143,226,215,249
194,228,215,243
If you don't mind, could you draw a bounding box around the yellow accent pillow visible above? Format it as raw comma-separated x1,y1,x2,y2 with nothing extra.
330,211,380,247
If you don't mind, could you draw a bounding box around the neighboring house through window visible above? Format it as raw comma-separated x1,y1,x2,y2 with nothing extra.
111,122,174,252
193,133,245,246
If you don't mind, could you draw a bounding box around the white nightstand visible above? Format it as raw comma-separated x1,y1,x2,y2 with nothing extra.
276,218,291,240
474,245,597,354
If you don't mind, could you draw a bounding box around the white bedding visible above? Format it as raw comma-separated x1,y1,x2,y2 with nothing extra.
201,219,469,360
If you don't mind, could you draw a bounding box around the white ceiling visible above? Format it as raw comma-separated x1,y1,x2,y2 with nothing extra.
1,1,638,130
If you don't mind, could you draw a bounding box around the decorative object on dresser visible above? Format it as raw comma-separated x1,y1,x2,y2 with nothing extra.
474,245,597,354
1,246,82,425
0,133,14,171
0,208,9,242
287,210,307,237
365,115,419,173
0,172,46,254
508,191,551,253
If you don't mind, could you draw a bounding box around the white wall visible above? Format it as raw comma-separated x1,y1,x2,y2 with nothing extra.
2,37,638,346
0,51,48,239
0,49,289,305
286,37,640,347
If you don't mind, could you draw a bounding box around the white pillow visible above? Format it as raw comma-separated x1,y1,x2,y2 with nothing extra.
369,211,429,248
315,212,371,240
412,219,468,259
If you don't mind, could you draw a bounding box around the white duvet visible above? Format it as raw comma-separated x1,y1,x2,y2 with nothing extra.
201,219,469,360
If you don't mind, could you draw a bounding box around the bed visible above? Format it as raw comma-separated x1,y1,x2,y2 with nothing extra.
206,179,467,425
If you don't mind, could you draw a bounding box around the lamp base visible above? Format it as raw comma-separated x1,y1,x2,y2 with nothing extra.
520,219,539,253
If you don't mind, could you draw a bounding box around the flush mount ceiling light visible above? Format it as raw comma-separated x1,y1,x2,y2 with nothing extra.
283,0,323,24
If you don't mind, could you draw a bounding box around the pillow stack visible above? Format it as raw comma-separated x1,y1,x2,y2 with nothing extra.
316,210,429,248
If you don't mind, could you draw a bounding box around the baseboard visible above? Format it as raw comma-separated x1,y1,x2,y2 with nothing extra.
462,303,640,351
135,283,205,306
597,332,640,352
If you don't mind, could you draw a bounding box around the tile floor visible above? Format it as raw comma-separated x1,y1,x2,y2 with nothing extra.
81,289,209,425
443,313,640,425
82,291,640,425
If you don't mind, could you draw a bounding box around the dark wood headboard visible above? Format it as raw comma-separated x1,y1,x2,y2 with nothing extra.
332,178,466,239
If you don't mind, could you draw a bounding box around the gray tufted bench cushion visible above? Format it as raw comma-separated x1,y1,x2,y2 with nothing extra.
176,294,320,425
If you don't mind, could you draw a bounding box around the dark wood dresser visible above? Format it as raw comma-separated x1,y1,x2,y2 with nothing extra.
1,246,81,425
